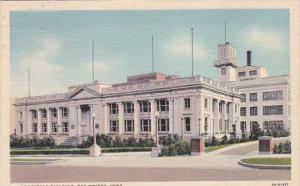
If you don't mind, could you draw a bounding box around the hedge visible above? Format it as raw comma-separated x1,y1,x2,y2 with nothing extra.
11,147,152,155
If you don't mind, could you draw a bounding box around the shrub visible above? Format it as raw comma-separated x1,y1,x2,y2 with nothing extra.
10,135,55,148
159,141,191,157
273,141,291,154
221,135,228,145
159,134,180,146
211,136,219,146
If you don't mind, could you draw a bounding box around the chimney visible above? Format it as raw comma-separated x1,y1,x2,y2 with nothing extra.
247,50,251,66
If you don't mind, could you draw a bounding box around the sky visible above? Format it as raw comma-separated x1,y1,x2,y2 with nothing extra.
10,9,290,97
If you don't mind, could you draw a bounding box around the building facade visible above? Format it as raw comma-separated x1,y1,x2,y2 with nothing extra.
13,42,290,144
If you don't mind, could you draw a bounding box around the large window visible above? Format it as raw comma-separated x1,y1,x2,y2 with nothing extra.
19,111,23,119
124,102,134,114
240,94,246,102
263,91,283,100
204,117,208,132
32,110,37,119
140,101,151,112
221,68,227,75
250,107,257,116
62,107,68,118
238,71,246,77
41,109,47,118
19,123,23,133
249,70,257,76
263,121,284,131
250,93,257,102
109,103,118,114
62,122,69,133
158,118,169,132
184,98,190,109
51,123,57,133
41,123,47,133
240,107,246,116
250,121,258,131
263,105,283,115
32,123,37,133
50,108,57,118
140,119,151,132
240,121,246,131
156,99,169,112
125,120,134,132
184,117,191,132
219,119,222,131
204,98,208,109
110,120,119,132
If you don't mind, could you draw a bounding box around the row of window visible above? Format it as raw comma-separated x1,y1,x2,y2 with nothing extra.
29,122,69,134
240,105,283,116
238,70,257,77
240,90,283,102
29,108,69,119
240,120,284,131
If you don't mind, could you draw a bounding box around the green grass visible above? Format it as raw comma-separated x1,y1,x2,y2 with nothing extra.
205,144,232,152
241,158,291,165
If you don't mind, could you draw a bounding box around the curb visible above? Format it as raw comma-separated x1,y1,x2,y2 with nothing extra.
238,159,291,170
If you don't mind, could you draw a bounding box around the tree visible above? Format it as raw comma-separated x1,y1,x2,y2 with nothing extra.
250,123,263,140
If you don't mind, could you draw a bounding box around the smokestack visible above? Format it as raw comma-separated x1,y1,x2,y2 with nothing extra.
247,50,251,66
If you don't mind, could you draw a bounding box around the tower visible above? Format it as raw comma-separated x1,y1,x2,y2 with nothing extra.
213,42,239,82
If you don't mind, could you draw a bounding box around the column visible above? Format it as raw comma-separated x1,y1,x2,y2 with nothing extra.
228,102,233,133
118,102,124,135
215,99,220,134
222,101,226,133
37,109,41,135
77,106,82,136
89,104,93,136
57,107,62,134
199,96,205,136
168,98,174,135
209,98,214,135
133,101,139,136
47,108,51,135
27,109,32,135
150,99,156,136
103,103,109,134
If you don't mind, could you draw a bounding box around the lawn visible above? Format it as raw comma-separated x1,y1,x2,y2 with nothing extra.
241,158,291,165
205,144,232,152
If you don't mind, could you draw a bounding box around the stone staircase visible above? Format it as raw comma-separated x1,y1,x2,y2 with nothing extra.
54,136,88,147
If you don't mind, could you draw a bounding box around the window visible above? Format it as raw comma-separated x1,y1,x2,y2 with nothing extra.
158,118,169,132
235,105,237,113
250,93,257,102
50,108,57,118
124,102,134,113
19,122,23,133
249,70,257,76
204,117,208,132
238,71,246,77
19,112,23,119
204,98,208,109
240,94,246,102
219,119,222,131
240,107,246,116
109,103,118,114
32,110,37,119
62,107,68,118
250,121,258,131
157,99,169,112
125,120,134,132
140,119,151,132
240,121,247,131
184,98,190,109
41,109,47,118
225,120,229,131
42,123,47,133
221,68,227,75
219,102,222,113
250,107,257,116
62,122,69,133
184,117,191,132
263,105,283,115
51,123,57,133
263,91,283,100
140,101,151,112
110,120,119,132
32,123,37,133
71,125,75,129
263,121,284,131
226,103,229,114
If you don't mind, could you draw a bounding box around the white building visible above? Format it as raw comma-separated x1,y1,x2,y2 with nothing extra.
13,42,289,145
215,42,290,134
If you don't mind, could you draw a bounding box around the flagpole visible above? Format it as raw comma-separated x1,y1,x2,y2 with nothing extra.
191,27,194,77
92,39,95,83
152,34,154,73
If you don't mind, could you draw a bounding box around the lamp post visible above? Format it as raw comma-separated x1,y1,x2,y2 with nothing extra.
151,111,161,157
181,117,184,140
89,112,101,157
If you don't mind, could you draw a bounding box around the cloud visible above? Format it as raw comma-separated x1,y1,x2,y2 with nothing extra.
12,37,64,97
164,36,207,60
246,29,282,51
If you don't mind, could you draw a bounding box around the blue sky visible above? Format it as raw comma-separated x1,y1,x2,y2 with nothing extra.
10,9,290,97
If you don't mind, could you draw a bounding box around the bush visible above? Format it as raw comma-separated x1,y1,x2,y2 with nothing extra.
211,136,219,146
221,135,228,145
273,141,291,154
10,135,55,148
159,141,191,157
159,134,180,146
